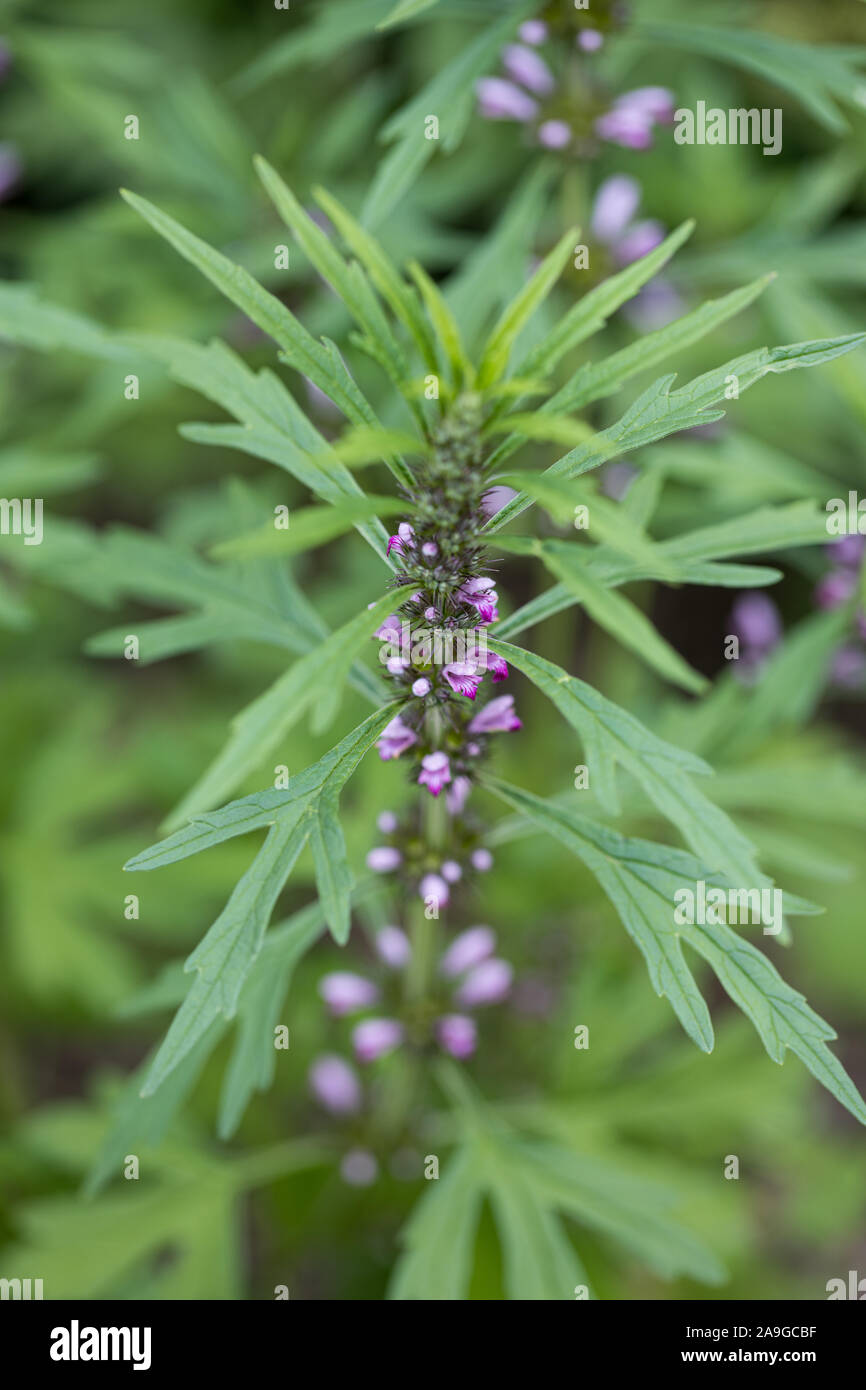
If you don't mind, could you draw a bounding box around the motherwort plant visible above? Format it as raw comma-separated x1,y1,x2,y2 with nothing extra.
5,153,865,1294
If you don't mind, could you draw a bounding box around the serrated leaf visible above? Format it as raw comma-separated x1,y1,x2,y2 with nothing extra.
497,539,707,694
485,334,866,534
164,590,412,828
484,778,866,1125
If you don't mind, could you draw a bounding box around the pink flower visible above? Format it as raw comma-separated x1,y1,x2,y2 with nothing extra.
412,677,431,697
480,485,518,519
502,44,555,96
436,1014,477,1059
366,845,402,873
476,76,539,123
353,1017,404,1062
617,87,675,123
614,219,666,265
538,119,572,150
421,541,438,558
419,872,449,909
518,20,547,45
376,810,398,833
485,650,509,682
457,576,499,624
446,775,472,816
387,522,416,557
374,613,402,641
319,972,379,1016
595,105,654,150
471,848,493,873
443,661,482,699
440,926,496,978
578,29,604,52
375,925,412,969
591,175,642,243
441,860,462,884
815,569,857,610
309,1055,362,1114
456,958,514,1008
468,694,522,735
418,750,451,796
377,714,417,761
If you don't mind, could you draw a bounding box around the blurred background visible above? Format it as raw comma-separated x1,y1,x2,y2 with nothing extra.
0,0,865,1299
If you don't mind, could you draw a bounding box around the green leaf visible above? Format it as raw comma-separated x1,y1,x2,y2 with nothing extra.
211,496,407,559
408,259,471,389
141,808,311,1096
499,471,679,581
484,778,866,1125
163,590,413,828
486,333,866,534
314,186,438,370
637,22,866,132
487,640,760,886
378,0,439,27
476,227,578,390
516,220,695,381
0,283,128,360
549,275,774,416
389,1147,484,1300
120,188,379,431
496,538,708,694
254,156,420,434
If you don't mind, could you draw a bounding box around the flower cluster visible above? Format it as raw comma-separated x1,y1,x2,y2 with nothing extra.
308,925,514,1182
475,16,674,156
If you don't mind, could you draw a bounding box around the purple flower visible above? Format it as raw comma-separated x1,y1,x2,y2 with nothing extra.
518,20,547,45
815,569,857,610
443,661,482,699
387,522,416,557
353,1017,404,1062
377,714,418,760
468,694,522,735
476,76,539,123
624,278,685,331
376,925,412,969
456,958,514,1008
419,872,449,909
309,1055,362,1114
485,650,509,682
618,87,675,123
502,44,555,96
471,848,494,873
366,845,402,873
481,485,518,519
730,593,782,654
319,972,379,1016
421,540,439,558
376,810,398,833
446,775,472,816
830,535,866,569
436,1014,478,1059
591,175,642,242
374,613,402,641
457,576,499,624
615,219,666,266
441,859,462,884
412,676,431,697
538,119,572,149
440,925,496,978
831,644,866,686
595,105,654,150
578,29,604,52
418,750,451,796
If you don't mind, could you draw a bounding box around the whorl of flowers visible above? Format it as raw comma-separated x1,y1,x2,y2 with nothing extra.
364,392,521,905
